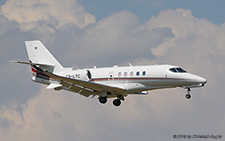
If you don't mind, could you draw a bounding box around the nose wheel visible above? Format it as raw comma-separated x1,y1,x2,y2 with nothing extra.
185,88,191,99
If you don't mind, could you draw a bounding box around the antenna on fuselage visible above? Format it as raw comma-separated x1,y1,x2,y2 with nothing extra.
129,63,133,67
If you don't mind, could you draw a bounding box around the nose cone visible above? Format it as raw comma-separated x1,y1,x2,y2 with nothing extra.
195,75,207,86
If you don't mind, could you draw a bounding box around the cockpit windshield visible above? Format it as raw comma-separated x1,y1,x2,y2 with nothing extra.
169,67,187,73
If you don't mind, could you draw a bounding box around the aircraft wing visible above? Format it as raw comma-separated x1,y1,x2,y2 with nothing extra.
44,71,126,97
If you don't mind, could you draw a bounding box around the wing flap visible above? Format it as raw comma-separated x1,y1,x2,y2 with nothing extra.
62,82,94,97
46,83,62,89
44,71,126,96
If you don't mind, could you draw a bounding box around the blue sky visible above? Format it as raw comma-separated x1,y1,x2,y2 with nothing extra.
0,0,225,140
79,0,225,24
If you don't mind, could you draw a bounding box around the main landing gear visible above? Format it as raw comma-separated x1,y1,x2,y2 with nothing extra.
99,95,124,107
185,88,191,99
99,97,107,104
113,99,121,106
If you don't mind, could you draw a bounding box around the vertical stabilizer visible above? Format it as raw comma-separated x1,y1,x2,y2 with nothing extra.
25,40,64,72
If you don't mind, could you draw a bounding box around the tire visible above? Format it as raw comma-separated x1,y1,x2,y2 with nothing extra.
113,99,121,106
185,94,191,99
99,97,107,104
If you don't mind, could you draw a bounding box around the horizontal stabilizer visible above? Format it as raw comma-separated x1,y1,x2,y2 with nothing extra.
46,83,62,89
10,61,54,67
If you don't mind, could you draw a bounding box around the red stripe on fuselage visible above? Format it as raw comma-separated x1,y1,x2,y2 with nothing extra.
90,77,185,81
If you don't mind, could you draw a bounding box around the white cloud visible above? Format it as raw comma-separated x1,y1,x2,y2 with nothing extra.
0,86,188,140
60,11,173,67
144,9,225,60
0,87,160,141
0,15,18,36
0,0,96,33
0,88,80,141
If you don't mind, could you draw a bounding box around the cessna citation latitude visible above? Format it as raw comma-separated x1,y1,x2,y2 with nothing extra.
13,40,207,106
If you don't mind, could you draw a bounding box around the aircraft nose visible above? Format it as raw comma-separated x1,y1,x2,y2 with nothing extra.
196,76,207,85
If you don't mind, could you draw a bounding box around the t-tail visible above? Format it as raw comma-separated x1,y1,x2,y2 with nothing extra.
12,40,67,85
25,40,64,72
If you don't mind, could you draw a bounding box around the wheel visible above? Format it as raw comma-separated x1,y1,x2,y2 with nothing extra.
113,99,121,106
99,97,107,104
185,94,191,99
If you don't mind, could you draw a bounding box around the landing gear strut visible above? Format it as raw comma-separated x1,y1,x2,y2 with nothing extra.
185,88,191,99
99,97,107,104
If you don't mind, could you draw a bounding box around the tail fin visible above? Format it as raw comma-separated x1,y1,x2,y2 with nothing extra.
25,40,64,72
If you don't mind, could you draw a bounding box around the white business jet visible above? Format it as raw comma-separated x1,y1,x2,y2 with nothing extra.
13,40,207,106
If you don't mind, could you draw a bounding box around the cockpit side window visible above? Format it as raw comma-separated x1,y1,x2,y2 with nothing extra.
169,68,177,72
176,68,187,73
169,68,187,73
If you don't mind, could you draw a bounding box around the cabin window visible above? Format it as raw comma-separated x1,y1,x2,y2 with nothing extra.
142,71,146,76
124,72,128,76
118,72,121,77
130,71,134,76
136,71,140,76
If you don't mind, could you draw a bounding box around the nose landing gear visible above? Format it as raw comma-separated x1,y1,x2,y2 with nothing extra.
185,88,191,99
